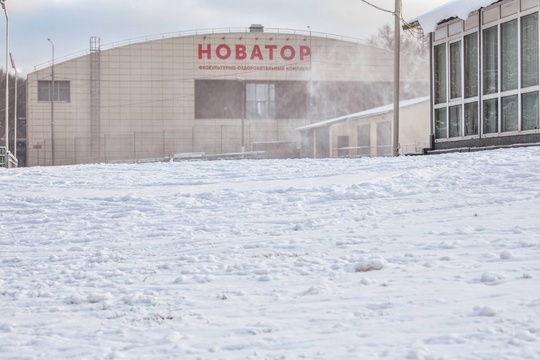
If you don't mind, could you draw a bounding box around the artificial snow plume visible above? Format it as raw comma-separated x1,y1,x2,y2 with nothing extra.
1,147,540,359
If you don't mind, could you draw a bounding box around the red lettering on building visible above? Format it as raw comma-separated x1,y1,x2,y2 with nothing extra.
265,45,277,60
198,44,212,59
236,45,247,60
280,45,295,61
198,44,310,62
216,44,232,60
300,46,311,60
250,45,263,60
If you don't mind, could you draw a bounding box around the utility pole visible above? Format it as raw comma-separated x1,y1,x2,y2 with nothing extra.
1,0,9,157
9,52,16,159
360,0,401,156
393,0,401,157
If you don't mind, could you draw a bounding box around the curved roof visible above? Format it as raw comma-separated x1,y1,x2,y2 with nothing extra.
33,27,378,71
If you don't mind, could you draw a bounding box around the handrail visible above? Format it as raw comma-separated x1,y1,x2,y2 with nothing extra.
33,27,375,71
0,146,17,168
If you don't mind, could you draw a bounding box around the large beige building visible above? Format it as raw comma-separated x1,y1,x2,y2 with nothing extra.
26,26,412,166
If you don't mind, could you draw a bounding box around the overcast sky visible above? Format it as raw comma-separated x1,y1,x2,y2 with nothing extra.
4,0,449,75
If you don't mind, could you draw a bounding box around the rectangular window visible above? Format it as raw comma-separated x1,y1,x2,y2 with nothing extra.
501,19,519,91
483,99,499,134
464,33,479,98
449,105,462,137
522,92,539,130
434,44,447,104
464,102,479,136
501,95,519,131
483,26,498,95
450,41,462,99
246,83,276,120
522,12,539,88
37,80,71,102
435,108,448,139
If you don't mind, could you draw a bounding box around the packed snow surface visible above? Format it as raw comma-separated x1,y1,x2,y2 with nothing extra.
1,147,540,359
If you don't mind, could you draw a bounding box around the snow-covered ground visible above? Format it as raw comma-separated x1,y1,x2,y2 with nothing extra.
1,147,539,359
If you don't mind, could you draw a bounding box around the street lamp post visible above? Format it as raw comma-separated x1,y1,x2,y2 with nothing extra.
48,38,55,165
1,0,8,156
9,52,16,159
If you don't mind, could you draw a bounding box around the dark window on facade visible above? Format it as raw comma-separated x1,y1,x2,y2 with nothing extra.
464,102,479,136
522,91,539,130
449,105,462,138
464,33,479,98
483,26,498,95
194,80,242,119
434,44,447,104
246,83,275,120
501,19,518,92
522,13,539,88
435,108,447,139
195,80,307,120
502,95,519,132
450,41,462,99
38,80,70,102
483,99,498,134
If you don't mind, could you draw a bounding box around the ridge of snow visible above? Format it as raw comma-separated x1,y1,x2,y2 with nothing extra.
410,0,499,33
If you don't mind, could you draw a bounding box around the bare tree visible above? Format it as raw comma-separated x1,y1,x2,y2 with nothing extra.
368,23,430,98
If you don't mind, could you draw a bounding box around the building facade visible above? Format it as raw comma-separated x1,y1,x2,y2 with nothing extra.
25,26,409,166
412,0,540,152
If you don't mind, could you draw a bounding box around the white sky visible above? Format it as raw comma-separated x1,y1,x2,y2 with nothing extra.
3,0,449,75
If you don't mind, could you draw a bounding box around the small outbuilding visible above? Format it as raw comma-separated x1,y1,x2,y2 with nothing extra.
296,97,430,158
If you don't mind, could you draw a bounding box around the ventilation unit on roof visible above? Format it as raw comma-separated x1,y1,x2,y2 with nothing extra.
249,24,264,33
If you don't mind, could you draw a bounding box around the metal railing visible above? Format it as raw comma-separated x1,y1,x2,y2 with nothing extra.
0,146,18,168
336,142,429,158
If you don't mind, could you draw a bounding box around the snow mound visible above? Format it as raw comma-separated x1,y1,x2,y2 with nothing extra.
474,305,498,317
500,250,514,260
355,256,388,272
480,272,505,283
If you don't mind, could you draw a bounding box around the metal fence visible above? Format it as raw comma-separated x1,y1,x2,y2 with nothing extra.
0,147,18,168
27,125,278,166
336,142,429,158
